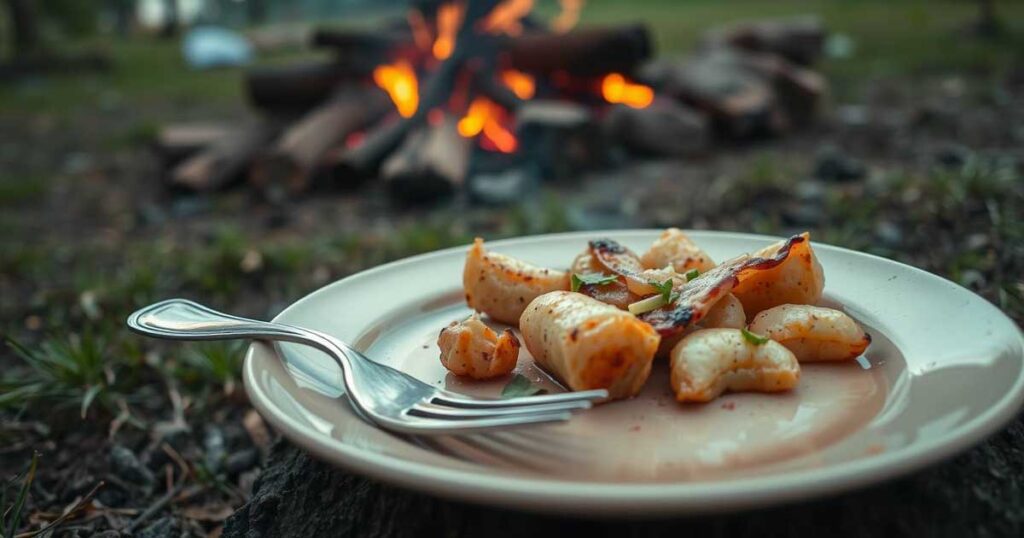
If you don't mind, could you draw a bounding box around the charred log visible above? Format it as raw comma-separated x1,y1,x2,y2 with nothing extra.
504,24,653,77
250,88,391,200
244,61,376,112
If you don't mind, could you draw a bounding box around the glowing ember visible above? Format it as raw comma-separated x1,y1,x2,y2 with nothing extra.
501,69,535,100
601,73,654,109
480,0,533,36
433,2,464,60
374,61,419,118
457,97,491,137
482,119,517,153
457,97,518,154
551,0,585,34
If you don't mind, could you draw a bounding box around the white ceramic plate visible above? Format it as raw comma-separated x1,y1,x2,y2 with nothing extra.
242,230,1024,516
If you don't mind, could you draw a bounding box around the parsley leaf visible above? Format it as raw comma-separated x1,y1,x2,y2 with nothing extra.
648,278,675,302
501,374,547,398
571,272,618,292
741,328,771,345
685,269,700,281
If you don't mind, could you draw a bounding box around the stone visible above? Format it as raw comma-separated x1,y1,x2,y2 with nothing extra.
135,516,184,538
602,99,709,158
468,167,537,206
814,144,866,181
224,448,261,476
108,444,155,487
640,50,789,139
701,15,827,66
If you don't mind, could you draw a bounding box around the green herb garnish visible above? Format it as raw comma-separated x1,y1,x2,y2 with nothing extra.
571,272,618,292
501,374,547,398
648,278,675,302
685,269,700,281
741,328,771,345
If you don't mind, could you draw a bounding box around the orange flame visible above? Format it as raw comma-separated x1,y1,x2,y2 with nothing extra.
457,98,490,137
480,0,533,36
551,0,585,34
457,97,517,153
601,73,654,109
501,69,535,100
483,119,517,153
374,61,419,118
433,2,464,60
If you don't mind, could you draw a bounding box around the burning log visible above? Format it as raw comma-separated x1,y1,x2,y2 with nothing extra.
311,23,652,79
249,88,391,200
701,16,826,66
380,116,471,203
170,121,280,192
504,24,653,77
602,98,709,158
244,61,374,112
332,40,471,181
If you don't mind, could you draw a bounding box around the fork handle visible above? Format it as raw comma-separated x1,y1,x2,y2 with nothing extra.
127,298,319,347
128,298,378,425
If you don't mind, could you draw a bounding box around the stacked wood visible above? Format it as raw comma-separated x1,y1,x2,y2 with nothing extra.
381,116,471,203
249,88,391,201
154,123,235,169
170,121,280,192
154,5,830,204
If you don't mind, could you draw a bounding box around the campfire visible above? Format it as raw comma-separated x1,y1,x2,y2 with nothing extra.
159,1,827,204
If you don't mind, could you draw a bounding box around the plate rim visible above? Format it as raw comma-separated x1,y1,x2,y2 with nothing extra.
243,229,1024,515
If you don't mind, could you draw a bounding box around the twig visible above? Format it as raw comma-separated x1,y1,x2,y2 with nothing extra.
161,442,192,481
14,481,103,538
124,481,184,534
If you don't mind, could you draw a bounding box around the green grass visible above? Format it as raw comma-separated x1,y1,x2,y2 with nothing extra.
0,174,48,206
1,452,37,538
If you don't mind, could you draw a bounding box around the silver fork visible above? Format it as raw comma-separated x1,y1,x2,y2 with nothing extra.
127,299,606,435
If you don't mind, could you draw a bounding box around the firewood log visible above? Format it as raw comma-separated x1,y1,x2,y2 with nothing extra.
249,87,390,200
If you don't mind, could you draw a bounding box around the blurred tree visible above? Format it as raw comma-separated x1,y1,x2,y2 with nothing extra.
43,0,101,38
110,0,136,36
248,0,268,26
4,0,42,59
160,0,179,37
975,0,1001,37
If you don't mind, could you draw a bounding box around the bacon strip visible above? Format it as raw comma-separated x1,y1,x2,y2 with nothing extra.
589,239,675,296
638,234,806,336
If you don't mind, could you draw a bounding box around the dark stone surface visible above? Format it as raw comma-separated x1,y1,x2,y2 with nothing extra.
224,413,1024,538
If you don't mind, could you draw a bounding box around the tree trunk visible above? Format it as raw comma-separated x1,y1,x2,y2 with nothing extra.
160,0,179,38
4,0,42,59
247,0,268,26
975,0,1000,37
110,0,135,37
